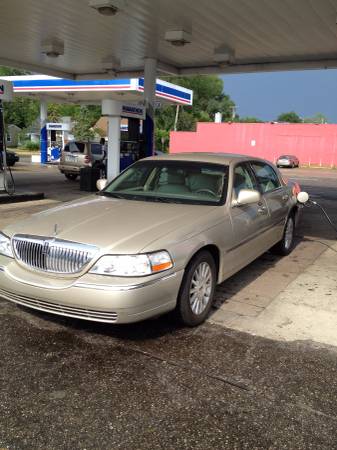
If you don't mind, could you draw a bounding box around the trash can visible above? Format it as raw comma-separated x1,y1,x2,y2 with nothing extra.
80,167,101,192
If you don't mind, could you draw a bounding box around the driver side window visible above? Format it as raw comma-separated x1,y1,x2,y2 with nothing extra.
233,164,256,197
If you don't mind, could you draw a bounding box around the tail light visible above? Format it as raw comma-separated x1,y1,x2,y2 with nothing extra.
84,155,91,164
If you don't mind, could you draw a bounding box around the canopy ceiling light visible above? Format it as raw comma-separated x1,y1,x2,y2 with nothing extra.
41,38,64,58
164,30,192,47
213,46,235,65
89,0,126,15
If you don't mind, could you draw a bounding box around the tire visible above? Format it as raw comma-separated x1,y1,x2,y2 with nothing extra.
65,173,78,181
291,163,295,168
176,251,216,327
271,215,295,256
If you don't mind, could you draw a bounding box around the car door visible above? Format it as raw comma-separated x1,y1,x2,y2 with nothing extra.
228,162,271,273
250,161,290,243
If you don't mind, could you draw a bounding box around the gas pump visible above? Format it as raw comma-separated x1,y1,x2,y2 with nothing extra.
120,117,144,171
0,80,15,195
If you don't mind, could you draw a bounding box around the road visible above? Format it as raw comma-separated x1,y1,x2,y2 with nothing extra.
0,165,337,449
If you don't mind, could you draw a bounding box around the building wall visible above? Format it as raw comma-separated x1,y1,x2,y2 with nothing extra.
170,123,337,167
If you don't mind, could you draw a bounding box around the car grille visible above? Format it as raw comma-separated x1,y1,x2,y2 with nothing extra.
0,288,118,323
12,234,99,274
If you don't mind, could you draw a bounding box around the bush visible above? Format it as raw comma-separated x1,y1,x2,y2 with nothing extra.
19,140,40,151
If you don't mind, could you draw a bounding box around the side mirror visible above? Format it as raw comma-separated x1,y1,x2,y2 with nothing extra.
233,189,261,206
297,191,309,204
96,178,108,191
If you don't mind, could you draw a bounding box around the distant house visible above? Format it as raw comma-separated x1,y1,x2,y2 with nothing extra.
6,124,21,148
94,117,129,138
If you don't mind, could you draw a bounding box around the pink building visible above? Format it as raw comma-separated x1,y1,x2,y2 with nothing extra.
170,122,337,167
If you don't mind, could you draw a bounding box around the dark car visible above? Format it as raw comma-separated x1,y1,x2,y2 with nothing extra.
276,155,299,168
0,150,19,168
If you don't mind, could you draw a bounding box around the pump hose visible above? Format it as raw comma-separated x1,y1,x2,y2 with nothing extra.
3,162,15,195
306,199,337,235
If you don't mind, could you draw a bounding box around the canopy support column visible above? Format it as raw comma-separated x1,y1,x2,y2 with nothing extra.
143,58,157,157
102,99,121,181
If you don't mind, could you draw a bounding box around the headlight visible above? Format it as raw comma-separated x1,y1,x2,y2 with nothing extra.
0,232,14,258
89,251,173,277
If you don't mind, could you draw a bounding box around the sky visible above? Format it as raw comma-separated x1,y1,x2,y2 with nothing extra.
221,69,337,123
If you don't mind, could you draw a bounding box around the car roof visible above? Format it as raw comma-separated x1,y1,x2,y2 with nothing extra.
145,152,269,165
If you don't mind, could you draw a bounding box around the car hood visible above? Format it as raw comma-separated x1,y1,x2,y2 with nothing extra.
4,196,219,254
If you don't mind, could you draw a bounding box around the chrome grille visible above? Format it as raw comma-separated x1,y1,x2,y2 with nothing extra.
12,234,99,274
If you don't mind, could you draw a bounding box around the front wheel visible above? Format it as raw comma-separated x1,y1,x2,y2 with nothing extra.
176,251,216,327
271,215,295,256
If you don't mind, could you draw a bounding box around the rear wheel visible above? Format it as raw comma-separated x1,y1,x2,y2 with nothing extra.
65,173,78,181
272,215,295,256
176,251,216,327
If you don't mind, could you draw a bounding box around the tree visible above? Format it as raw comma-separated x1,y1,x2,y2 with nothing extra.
277,111,302,123
154,75,236,151
303,113,328,124
236,116,264,123
72,106,101,140
0,66,40,129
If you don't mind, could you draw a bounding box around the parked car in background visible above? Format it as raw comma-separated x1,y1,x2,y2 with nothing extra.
0,153,302,327
276,155,299,168
58,141,105,180
0,150,19,168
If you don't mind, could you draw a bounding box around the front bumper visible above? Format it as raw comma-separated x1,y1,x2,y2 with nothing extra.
0,257,184,323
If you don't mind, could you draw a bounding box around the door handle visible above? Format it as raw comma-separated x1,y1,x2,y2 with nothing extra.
258,206,267,214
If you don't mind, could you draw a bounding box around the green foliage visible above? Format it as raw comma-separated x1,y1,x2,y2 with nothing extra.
236,116,264,123
19,140,40,151
47,103,79,122
72,106,101,140
155,75,236,151
303,113,328,124
277,111,302,123
0,66,40,129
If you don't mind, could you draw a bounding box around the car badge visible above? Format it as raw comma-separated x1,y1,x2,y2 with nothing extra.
53,224,59,236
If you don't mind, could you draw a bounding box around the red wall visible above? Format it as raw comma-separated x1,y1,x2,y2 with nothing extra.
170,122,337,167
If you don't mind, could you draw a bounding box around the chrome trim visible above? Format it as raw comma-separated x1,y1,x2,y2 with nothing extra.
0,288,118,323
74,272,178,291
0,265,178,292
12,234,99,274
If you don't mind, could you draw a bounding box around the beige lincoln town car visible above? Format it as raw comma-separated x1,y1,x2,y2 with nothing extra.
0,153,301,326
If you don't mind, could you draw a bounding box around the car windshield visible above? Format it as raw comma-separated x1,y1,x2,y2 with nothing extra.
279,155,292,159
101,160,229,205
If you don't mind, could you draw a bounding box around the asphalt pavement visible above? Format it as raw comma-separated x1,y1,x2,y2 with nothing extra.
0,164,337,449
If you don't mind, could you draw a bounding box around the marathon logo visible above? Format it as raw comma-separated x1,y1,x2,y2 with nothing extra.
121,104,145,119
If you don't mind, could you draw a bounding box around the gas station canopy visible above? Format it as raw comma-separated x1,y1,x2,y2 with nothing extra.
1,0,337,79
2,75,193,105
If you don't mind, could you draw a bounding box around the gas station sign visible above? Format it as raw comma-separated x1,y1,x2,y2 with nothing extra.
121,104,145,120
46,123,71,131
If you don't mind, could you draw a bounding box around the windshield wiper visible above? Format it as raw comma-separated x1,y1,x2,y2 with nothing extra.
152,196,183,203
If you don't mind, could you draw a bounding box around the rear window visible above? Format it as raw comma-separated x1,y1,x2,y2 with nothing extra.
64,142,85,153
90,143,103,155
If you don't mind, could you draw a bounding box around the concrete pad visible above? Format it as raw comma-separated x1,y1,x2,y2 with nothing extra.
219,242,337,347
